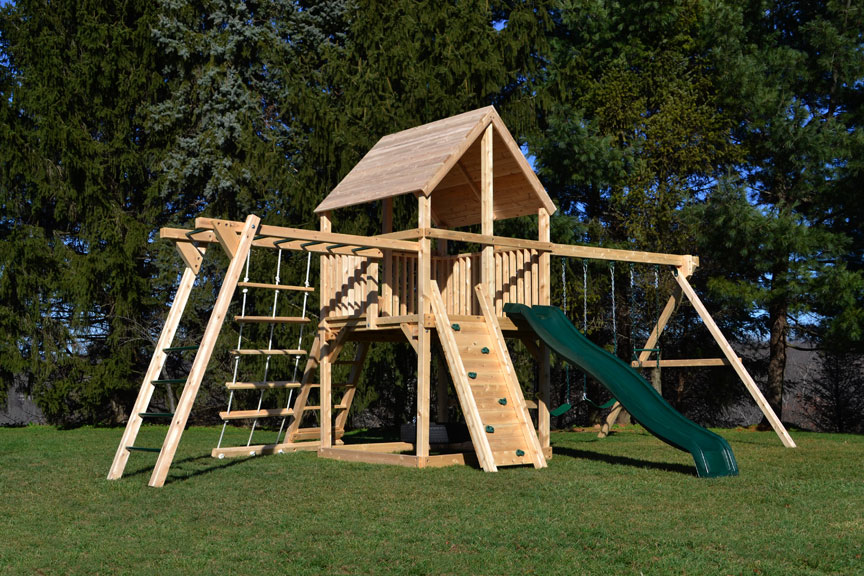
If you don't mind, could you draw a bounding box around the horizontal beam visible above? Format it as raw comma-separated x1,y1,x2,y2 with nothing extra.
420,228,697,269
211,441,321,459
198,217,420,253
374,228,424,240
630,358,741,368
161,228,387,258
317,447,422,467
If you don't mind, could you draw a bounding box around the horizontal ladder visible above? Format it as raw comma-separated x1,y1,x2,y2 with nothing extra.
219,408,294,420
225,381,301,390
234,316,310,324
229,349,307,356
237,281,314,293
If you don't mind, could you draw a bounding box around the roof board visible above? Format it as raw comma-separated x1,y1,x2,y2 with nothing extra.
314,106,556,226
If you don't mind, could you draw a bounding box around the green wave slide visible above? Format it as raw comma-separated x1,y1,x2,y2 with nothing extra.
504,303,739,478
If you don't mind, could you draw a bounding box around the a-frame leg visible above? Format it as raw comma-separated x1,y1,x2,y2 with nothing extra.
599,286,682,439
674,270,796,448
107,264,199,480
149,215,261,487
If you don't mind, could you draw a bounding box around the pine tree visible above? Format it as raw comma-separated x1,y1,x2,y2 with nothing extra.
695,0,864,421
0,0,165,423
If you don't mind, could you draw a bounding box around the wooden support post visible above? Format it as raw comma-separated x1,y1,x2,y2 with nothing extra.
149,215,260,487
107,265,199,480
674,269,796,448
436,232,450,423
382,199,393,317
319,212,333,448
537,207,551,448
416,195,432,461
480,124,495,301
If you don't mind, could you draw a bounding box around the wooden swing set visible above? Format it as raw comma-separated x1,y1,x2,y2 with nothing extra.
108,107,795,487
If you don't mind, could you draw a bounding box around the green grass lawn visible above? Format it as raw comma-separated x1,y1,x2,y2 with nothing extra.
1,425,862,575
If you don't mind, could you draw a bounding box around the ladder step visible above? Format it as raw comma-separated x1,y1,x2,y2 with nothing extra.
225,381,302,390
234,316,311,324
237,281,315,293
139,412,174,418
229,349,308,356
152,378,186,384
219,408,295,420
163,346,199,352
126,446,161,453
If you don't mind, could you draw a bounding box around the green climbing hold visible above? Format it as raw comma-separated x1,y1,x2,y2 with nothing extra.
485,425,495,433
497,398,507,406
516,449,525,457
467,372,477,379
452,323,461,331
481,347,490,354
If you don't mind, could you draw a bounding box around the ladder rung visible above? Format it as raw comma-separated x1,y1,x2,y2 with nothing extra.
237,281,314,293
163,346,199,352
152,378,186,384
139,412,174,418
229,349,308,356
234,316,311,324
219,408,295,420
126,446,161,453
225,381,302,390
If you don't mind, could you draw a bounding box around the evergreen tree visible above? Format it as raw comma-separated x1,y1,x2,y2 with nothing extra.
0,0,165,423
695,0,864,421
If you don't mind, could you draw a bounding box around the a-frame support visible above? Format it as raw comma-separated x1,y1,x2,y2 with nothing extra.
109,215,260,486
148,215,261,486
107,260,200,480
598,266,795,448
674,270,796,448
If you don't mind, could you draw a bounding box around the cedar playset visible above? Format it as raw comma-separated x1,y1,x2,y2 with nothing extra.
108,107,795,487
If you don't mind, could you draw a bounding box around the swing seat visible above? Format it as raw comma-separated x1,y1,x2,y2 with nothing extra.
550,403,572,417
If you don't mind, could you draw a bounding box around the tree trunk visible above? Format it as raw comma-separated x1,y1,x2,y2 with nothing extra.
765,298,788,424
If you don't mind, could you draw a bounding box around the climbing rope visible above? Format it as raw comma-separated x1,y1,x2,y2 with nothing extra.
274,251,312,445
217,249,253,449
579,262,617,410
609,262,617,356
562,258,570,404
246,248,285,446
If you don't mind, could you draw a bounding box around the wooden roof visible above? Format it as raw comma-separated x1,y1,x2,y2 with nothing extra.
314,106,556,227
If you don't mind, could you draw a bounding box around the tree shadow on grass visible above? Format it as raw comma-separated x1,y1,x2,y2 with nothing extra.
553,445,696,477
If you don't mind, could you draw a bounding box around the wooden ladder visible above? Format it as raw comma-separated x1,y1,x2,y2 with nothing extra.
430,282,546,471
107,215,261,487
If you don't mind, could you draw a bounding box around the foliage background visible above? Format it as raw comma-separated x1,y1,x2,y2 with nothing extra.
1,0,862,432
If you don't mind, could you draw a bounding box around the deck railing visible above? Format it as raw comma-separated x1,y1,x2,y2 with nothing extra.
323,247,542,321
